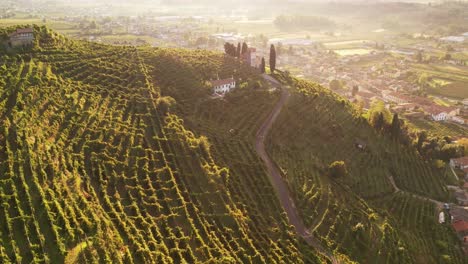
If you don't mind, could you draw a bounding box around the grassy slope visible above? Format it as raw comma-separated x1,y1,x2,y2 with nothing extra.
266,74,465,263
0,26,323,263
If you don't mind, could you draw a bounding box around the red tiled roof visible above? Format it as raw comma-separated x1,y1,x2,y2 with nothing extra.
210,78,234,87
16,28,33,34
452,220,468,233
453,157,468,166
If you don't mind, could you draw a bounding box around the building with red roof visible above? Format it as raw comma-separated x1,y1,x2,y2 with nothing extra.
8,28,34,48
211,78,236,94
452,220,468,236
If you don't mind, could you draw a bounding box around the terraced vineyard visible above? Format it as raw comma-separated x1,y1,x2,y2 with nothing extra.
266,74,463,263
374,193,465,264
0,25,465,264
0,27,323,263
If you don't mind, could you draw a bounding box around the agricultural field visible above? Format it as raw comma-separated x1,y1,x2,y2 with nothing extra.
0,26,323,263
412,64,468,99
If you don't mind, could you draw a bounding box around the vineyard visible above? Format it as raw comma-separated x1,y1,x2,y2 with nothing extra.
0,26,323,263
265,74,464,263
0,25,465,264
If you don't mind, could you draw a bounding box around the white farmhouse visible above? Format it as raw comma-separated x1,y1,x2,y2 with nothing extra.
211,78,236,94
425,106,459,121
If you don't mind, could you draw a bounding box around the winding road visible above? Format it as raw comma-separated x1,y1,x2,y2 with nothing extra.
255,85,338,263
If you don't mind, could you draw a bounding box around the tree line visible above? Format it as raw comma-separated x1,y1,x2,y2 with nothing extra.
368,100,464,165
224,42,277,74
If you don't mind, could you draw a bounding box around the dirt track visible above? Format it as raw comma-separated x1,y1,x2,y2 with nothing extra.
255,85,338,263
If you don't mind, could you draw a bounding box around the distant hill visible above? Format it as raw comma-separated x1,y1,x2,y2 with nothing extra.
0,25,465,263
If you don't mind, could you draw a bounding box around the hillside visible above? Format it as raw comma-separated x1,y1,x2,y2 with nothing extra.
0,26,323,263
0,25,466,264
266,74,465,263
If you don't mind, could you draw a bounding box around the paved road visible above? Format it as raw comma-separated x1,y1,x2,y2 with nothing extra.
255,85,338,263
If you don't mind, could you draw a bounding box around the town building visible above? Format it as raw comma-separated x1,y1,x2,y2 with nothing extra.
8,28,34,48
423,105,459,121
450,157,468,170
452,220,468,240
211,78,236,94
382,91,410,104
242,48,261,68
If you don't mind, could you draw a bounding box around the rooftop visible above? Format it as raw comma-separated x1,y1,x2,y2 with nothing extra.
452,220,468,233
452,157,468,166
210,78,235,87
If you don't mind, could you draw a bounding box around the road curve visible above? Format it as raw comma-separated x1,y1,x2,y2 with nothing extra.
255,86,338,263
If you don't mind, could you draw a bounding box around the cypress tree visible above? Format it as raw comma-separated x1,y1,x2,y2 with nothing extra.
241,42,248,54
391,113,400,140
236,43,241,58
260,57,266,73
269,44,276,73
374,112,384,131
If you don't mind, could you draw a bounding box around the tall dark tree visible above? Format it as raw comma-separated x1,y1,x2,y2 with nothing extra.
374,112,385,131
269,44,276,73
416,131,427,153
241,42,249,54
352,85,359,96
391,113,400,140
224,43,236,57
236,43,241,58
260,57,266,73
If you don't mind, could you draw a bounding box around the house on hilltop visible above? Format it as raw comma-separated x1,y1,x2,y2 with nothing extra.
8,28,34,48
211,78,236,94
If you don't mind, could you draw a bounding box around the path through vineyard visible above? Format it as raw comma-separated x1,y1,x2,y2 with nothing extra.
255,85,338,264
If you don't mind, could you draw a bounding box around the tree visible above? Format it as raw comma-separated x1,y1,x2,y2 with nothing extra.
368,100,391,129
329,79,343,90
390,113,400,140
416,131,427,153
156,96,176,115
457,138,468,156
374,112,385,131
224,43,236,57
89,20,97,29
328,161,347,178
443,53,451,61
269,44,276,73
241,42,248,54
352,85,359,96
236,43,241,58
415,50,423,63
260,57,266,73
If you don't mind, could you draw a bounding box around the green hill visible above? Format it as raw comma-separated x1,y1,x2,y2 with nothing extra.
0,25,465,263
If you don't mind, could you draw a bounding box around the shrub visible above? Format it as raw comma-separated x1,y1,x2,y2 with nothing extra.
328,161,347,178
156,96,176,114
